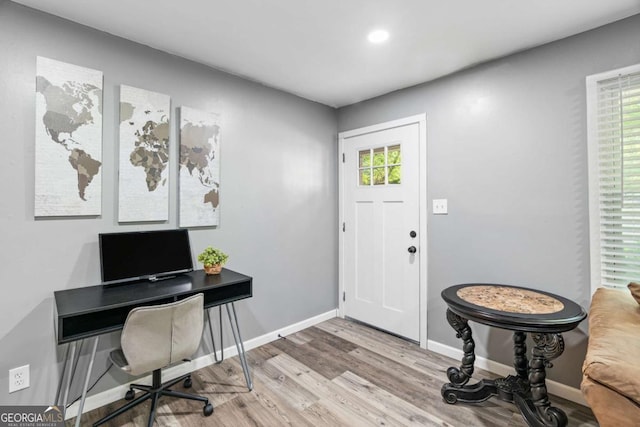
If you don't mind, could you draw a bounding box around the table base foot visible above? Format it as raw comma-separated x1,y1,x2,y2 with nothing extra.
514,393,568,427
442,375,567,427
441,379,496,404
494,375,529,402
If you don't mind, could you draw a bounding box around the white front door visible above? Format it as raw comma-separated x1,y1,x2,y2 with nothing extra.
341,121,421,341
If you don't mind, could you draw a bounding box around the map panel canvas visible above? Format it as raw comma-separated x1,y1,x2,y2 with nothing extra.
179,106,220,227
118,85,171,222
35,57,103,216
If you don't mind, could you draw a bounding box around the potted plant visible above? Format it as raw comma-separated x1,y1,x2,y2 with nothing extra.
197,247,229,275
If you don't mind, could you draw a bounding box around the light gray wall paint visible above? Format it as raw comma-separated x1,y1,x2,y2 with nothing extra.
338,13,640,388
0,2,337,405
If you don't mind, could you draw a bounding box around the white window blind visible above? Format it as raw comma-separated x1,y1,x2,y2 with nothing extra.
588,66,640,291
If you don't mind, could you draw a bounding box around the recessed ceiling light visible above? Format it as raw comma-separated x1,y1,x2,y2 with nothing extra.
368,29,389,44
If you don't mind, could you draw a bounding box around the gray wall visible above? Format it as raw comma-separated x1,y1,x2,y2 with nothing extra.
0,1,337,405
338,13,640,388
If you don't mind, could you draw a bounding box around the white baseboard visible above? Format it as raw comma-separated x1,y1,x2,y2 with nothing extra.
427,340,588,407
65,309,339,419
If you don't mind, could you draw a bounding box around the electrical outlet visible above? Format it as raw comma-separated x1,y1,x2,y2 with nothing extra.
9,365,29,393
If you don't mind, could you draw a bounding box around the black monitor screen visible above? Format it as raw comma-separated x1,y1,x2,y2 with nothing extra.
99,229,193,284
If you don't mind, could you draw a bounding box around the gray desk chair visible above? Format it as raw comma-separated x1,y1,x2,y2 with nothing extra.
93,293,213,427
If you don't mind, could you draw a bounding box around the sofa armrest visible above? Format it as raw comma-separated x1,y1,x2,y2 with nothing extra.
582,288,640,407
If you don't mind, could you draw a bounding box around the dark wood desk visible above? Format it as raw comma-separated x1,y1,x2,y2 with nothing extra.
54,268,253,426
55,268,252,344
441,284,587,427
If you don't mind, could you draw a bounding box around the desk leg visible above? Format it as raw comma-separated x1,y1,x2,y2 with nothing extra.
74,336,99,427
59,342,77,410
225,303,253,391
55,344,70,406
207,306,224,363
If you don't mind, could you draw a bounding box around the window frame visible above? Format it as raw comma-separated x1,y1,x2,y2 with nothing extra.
357,143,402,187
587,63,640,295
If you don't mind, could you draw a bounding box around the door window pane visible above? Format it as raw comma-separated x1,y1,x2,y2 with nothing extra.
388,165,401,184
359,150,371,167
373,147,385,167
388,144,401,165
359,169,371,185
373,167,386,185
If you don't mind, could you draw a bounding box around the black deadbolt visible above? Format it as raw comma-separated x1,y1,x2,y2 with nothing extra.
410,230,417,238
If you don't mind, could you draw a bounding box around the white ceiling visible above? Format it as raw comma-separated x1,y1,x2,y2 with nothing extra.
12,0,640,107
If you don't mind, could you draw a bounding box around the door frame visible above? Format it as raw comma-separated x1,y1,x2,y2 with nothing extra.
338,114,428,349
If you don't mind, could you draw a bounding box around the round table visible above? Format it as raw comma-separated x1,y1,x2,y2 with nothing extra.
441,284,587,427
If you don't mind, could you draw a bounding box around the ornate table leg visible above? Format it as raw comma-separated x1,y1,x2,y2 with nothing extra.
445,309,475,386
492,331,531,403
515,333,568,427
513,332,528,380
441,309,496,404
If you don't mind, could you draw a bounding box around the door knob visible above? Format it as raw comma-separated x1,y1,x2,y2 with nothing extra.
408,246,417,254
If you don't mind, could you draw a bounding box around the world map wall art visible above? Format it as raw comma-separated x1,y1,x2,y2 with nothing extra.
179,106,221,227
35,57,103,216
119,85,171,222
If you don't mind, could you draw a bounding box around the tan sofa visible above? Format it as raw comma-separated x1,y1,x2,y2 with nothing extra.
581,287,640,426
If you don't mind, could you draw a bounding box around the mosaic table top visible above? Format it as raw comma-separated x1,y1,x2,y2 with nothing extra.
456,285,565,314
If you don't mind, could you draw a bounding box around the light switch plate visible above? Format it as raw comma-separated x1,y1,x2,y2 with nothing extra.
433,199,448,215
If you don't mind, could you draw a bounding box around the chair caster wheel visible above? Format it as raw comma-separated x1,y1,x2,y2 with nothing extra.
184,377,192,388
125,389,135,400
203,403,214,416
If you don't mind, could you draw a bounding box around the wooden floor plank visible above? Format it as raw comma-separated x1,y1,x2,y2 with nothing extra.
270,335,350,380
248,380,316,427
332,370,452,426
282,330,314,346
210,392,285,427
299,401,352,426
303,326,359,352
245,342,281,368
267,353,408,426
190,359,246,407
250,353,320,411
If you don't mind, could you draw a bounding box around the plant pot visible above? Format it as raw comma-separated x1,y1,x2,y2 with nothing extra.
204,264,223,275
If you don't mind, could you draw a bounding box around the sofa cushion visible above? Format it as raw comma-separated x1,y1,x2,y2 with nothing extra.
629,282,640,305
583,287,640,406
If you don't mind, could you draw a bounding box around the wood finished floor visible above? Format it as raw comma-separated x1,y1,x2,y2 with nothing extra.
73,317,597,426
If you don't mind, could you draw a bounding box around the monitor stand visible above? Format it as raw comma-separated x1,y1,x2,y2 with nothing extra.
149,275,176,282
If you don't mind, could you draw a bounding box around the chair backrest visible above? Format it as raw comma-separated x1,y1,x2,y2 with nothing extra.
121,293,204,376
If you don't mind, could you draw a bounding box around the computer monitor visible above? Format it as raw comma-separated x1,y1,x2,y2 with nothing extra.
99,229,194,284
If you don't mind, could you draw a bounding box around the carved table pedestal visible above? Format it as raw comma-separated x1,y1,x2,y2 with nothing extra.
441,284,586,427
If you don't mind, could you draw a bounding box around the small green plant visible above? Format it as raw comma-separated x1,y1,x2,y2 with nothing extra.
197,247,229,267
